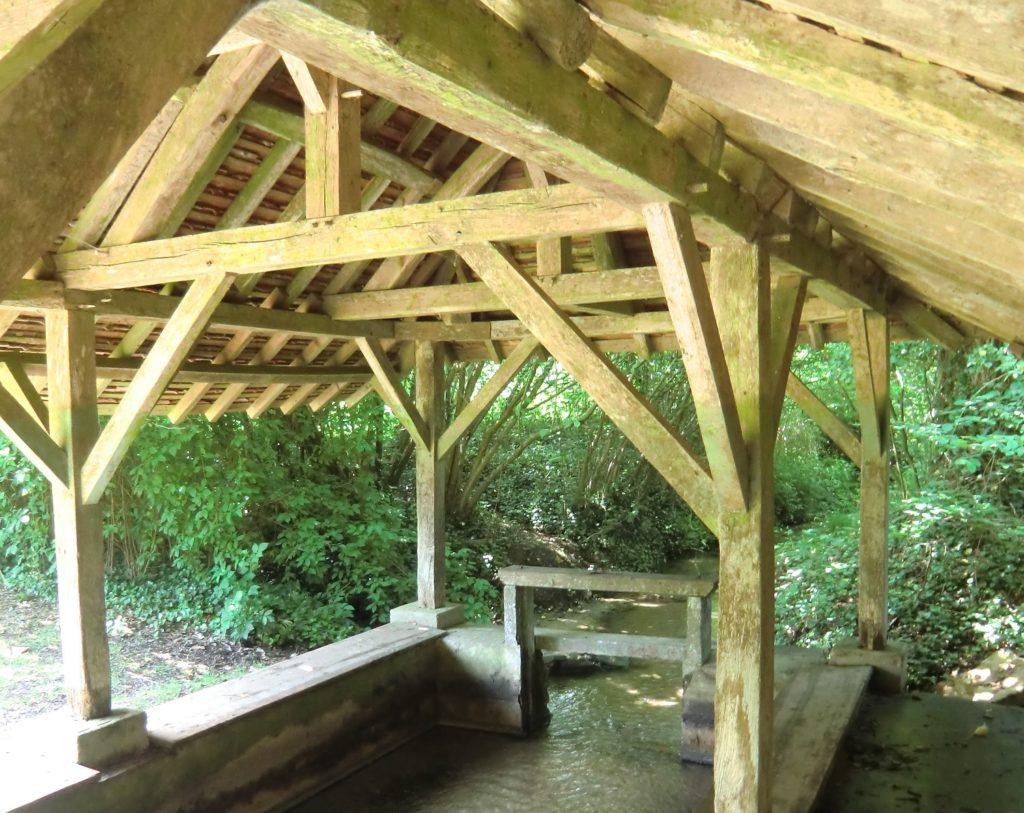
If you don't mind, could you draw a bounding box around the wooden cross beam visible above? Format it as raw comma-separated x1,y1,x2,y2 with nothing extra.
54,185,641,290
646,202,749,511
0,383,67,487
785,373,862,465
80,274,234,505
459,242,717,531
356,337,429,448
0,0,246,299
238,0,889,313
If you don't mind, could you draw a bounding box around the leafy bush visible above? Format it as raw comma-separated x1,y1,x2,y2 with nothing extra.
776,486,1024,687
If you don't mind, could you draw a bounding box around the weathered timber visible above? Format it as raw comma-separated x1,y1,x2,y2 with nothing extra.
646,202,748,512
767,276,808,426
415,341,446,608
498,565,716,598
849,309,890,651
326,266,664,321
0,382,67,486
0,358,47,426
238,0,890,314
45,309,110,720
238,94,439,193
0,353,371,387
589,0,1024,165
0,0,245,297
80,274,234,505
102,45,279,246
759,0,1024,96
477,0,596,71
461,242,717,531
356,338,428,448
786,373,862,465
55,185,642,290
707,242,777,813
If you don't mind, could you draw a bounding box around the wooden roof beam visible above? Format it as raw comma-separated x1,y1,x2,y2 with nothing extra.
54,185,643,290
1,354,373,388
0,0,246,298
237,0,889,314
237,95,439,194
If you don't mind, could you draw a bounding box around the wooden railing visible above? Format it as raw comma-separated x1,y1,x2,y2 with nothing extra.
498,565,717,674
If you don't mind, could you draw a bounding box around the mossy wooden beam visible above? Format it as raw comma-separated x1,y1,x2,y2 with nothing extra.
0,382,67,487
0,0,246,299
80,274,234,505
237,0,889,315
759,0,1024,97
0,357,47,427
646,202,748,512
238,95,439,193
56,185,642,290
590,0,1024,163
705,242,777,813
325,266,664,320
460,242,717,532
356,337,429,449
45,309,109,720
849,309,890,652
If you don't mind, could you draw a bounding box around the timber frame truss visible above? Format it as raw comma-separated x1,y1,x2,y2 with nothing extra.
0,1,1015,811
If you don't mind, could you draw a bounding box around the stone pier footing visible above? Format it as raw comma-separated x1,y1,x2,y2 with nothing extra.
829,637,909,693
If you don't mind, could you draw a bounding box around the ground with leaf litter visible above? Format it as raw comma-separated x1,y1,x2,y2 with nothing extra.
0,586,295,726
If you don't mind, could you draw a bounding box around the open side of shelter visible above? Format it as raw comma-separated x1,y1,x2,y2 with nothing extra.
0,1,1021,812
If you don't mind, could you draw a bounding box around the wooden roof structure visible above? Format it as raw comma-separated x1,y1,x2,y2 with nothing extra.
1,4,1021,812
2,0,1019,426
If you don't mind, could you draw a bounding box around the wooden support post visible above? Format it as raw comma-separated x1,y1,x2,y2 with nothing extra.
503,582,542,731
707,242,776,813
46,309,110,720
685,594,712,675
416,341,446,608
849,309,890,651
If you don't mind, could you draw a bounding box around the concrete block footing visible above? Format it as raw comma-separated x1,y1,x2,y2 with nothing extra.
829,637,909,694
3,707,149,769
389,602,466,629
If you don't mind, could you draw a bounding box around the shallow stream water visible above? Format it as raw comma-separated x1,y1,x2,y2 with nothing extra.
295,554,719,812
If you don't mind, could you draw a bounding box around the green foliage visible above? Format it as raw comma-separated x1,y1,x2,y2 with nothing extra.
777,485,1024,688
0,336,1021,694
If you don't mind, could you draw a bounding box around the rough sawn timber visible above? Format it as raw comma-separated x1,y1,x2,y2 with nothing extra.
0,0,245,298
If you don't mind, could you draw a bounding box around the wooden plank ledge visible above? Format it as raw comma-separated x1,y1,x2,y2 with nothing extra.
498,565,717,597
146,623,443,748
773,664,872,813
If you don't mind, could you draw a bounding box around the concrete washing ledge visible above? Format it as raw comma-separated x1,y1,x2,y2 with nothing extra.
0,618,542,813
